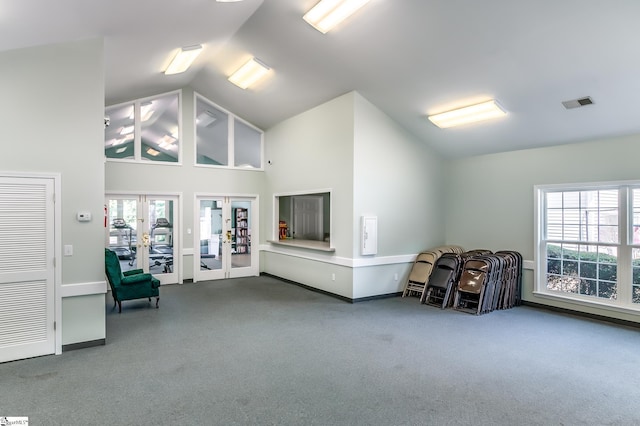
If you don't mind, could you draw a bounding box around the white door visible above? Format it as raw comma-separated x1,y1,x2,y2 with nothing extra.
0,176,55,363
293,196,323,240
106,194,179,285
195,196,258,281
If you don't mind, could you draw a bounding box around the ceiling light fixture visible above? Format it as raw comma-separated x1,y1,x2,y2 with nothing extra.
228,57,271,89
197,111,218,127
140,101,155,121
146,148,161,156
164,45,203,75
303,0,372,34
427,100,506,129
120,125,134,135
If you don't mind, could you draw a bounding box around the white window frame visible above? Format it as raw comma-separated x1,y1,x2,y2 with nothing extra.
193,92,264,171
105,89,183,166
534,180,640,314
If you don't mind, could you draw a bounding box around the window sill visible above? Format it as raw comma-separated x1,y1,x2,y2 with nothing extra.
532,290,640,316
267,239,335,253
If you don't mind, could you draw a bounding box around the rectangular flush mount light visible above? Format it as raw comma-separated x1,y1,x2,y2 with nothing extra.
228,57,271,89
164,45,202,75
428,100,506,129
304,0,372,34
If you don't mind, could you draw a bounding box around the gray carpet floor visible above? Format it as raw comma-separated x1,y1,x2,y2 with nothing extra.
2,275,640,425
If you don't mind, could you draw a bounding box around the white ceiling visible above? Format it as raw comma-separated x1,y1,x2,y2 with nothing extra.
3,0,640,158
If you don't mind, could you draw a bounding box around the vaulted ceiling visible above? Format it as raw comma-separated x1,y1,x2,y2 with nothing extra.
3,0,640,158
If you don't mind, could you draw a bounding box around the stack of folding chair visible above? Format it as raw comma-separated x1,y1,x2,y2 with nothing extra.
421,252,463,308
495,250,523,308
452,249,523,315
402,245,464,300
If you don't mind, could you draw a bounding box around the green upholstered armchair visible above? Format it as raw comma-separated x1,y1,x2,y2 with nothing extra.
105,248,160,313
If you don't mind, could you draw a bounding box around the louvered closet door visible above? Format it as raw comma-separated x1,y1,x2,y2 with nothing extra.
0,177,55,363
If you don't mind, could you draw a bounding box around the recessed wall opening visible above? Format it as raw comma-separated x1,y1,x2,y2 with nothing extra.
273,191,332,251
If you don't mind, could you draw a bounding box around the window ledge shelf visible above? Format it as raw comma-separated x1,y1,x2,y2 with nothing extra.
532,291,640,316
267,239,335,253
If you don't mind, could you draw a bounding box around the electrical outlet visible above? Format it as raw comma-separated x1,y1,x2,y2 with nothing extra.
394,273,398,281
332,273,336,281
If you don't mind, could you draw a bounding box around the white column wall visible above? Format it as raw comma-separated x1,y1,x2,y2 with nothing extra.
0,38,106,345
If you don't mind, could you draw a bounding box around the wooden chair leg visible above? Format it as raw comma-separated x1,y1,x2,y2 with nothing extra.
156,297,159,308
118,301,122,313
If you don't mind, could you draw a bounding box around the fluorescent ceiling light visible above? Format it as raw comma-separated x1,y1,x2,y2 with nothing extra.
146,148,161,156
120,125,134,135
158,135,177,149
427,100,506,129
228,58,271,89
164,45,203,75
140,101,154,121
197,111,218,127
304,0,372,34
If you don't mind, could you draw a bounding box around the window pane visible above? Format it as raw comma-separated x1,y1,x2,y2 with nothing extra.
234,119,262,169
105,103,135,159
546,192,563,208
579,279,597,296
547,224,563,240
196,97,228,166
632,189,640,244
633,249,640,288
141,93,180,163
579,261,597,279
598,280,617,300
563,191,580,208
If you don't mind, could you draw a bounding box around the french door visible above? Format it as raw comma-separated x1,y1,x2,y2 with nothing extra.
194,196,258,281
106,194,179,285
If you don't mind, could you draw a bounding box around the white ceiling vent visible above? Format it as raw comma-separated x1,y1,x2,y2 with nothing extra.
562,96,594,109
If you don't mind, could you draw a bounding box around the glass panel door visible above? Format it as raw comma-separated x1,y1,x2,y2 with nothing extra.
194,196,257,281
106,194,179,285
230,200,252,276
107,197,139,274
197,198,225,280
148,196,178,284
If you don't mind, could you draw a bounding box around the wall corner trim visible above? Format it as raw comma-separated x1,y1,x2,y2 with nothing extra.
60,281,107,298
260,243,415,267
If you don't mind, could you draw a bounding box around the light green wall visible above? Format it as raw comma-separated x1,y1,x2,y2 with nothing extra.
62,295,105,345
351,93,445,298
263,92,355,253
263,92,446,299
262,92,355,296
353,93,445,256
0,38,106,344
446,133,640,322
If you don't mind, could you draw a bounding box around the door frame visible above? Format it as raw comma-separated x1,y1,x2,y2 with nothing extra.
105,191,183,284
193,193,259,282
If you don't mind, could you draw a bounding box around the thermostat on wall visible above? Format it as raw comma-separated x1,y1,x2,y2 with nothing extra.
76,211,92,222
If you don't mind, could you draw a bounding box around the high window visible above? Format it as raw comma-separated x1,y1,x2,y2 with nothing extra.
536,182,640,310
195,93,263,169
105,91,181,163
